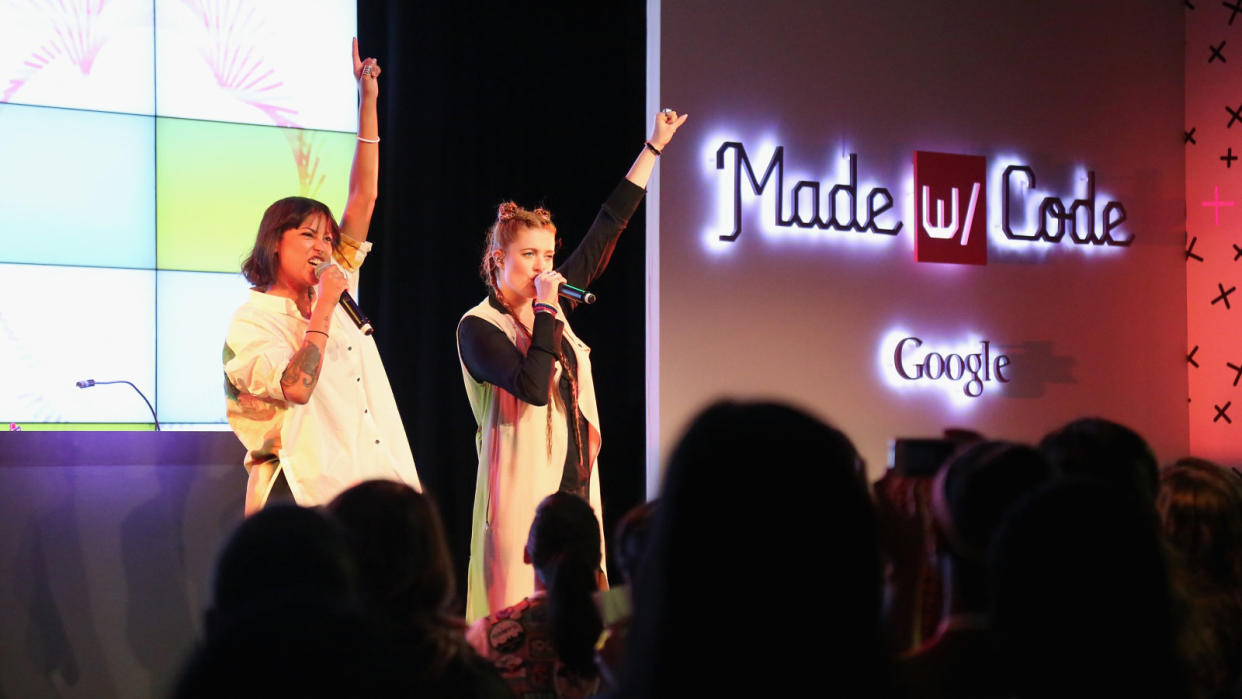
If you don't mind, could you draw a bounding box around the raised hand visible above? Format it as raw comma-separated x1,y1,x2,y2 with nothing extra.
353,37,381,99
650,108,688,150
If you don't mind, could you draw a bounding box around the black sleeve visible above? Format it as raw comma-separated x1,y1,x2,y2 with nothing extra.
557,178,646,290
458,313,562,406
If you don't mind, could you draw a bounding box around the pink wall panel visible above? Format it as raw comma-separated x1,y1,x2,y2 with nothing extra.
1186,3,1242,466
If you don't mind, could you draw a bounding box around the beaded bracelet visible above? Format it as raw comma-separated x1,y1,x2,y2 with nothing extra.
644,141,662,156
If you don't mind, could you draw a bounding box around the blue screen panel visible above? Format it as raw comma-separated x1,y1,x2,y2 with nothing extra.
0,103,155,269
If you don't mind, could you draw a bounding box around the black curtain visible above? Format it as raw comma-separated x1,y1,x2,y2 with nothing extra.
355,1,648,598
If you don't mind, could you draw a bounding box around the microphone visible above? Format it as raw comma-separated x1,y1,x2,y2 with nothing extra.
76,379,160,431
314,262,374,335
558,283,597,305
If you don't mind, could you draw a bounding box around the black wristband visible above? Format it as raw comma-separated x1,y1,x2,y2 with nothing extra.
644,141,662,156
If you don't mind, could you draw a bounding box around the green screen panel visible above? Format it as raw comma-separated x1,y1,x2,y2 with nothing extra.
156,117,354,272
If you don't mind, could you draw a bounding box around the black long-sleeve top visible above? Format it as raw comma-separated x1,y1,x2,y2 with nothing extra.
458,179,645,494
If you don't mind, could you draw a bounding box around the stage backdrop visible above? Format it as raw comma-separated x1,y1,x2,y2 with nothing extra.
647,0,1188,484
0,0,358,431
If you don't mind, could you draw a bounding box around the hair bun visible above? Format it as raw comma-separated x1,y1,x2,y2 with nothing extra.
532,207,552,224
497,202,519,222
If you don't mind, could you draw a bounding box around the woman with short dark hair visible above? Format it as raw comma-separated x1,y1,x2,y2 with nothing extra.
224,40,419,515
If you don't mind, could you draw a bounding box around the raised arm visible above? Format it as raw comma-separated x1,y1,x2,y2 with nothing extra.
557,109,689,290
624,108,688,189
339,38,381,243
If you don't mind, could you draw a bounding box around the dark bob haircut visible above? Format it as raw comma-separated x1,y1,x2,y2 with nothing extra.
241,197,340,288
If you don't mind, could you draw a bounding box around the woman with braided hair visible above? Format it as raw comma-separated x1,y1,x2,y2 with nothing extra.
467,492,606,697
457,109,687,622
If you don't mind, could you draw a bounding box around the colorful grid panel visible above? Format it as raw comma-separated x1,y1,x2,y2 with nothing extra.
154,0,358,132
0,264,155,423
0,0,155,115
155,117,355,273
156,270,253,423
0,103,155,269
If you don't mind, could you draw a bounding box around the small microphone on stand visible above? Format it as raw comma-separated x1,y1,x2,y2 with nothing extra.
76,379,160,431
559,283,597,305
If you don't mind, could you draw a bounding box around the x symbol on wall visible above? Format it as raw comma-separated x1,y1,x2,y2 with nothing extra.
1186,127,1198,144
1234,243,1242,260
1187,236,1205,261
1190,345,1201,367
1229,361,1242,386
1213,283,1238,308
1227,0,1242,24
1229,104,1242,128
1212,41,1228,63
1215,401,1233,423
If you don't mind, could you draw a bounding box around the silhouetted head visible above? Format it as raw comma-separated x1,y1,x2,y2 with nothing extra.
175,604,403,698
328,480,457,631
932,441,1056,561
621,400,883,695
1157,458,1242,589
613,499,658,586
930,441,1056,611
208,504,357,636
524,492,602,678
989,479,1186,698
1038,417,1158,502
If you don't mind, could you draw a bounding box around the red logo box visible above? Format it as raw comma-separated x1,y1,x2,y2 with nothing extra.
914,151,987,265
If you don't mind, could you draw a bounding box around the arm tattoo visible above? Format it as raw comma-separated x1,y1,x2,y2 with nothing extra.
280,341,324,394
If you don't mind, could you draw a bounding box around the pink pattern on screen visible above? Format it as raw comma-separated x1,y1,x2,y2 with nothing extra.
284,129,326,198
180,0,299,127
2,0,113,102
180,0,323,196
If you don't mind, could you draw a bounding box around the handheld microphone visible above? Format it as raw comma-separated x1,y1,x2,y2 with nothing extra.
315,262,374,335
558,283,597,305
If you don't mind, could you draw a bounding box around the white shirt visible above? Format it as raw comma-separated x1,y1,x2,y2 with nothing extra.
224,236,420,506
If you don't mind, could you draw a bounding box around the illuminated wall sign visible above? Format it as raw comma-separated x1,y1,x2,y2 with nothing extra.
890,335,1011,399
714,142,902,241
914,151,987,265
713,140,1131,262
1001,165,1130,246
